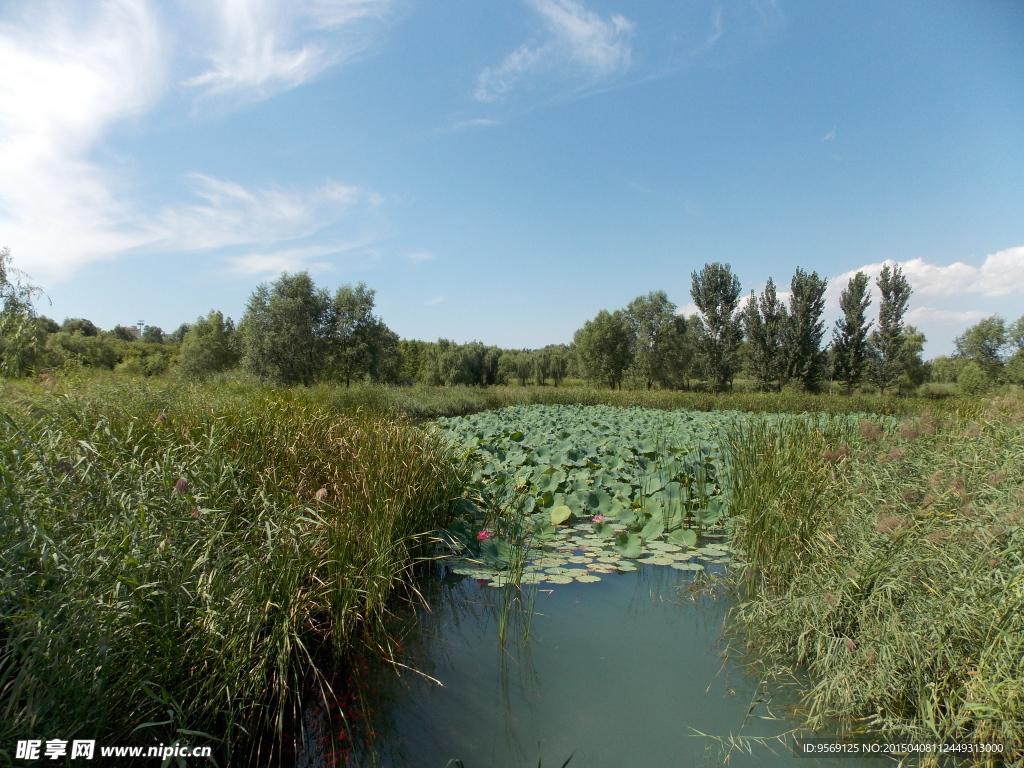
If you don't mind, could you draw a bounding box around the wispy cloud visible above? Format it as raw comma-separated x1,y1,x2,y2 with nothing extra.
425,295,446,306
223,240,375,276
406,250,435,262
821,126,836,142
0,0,392,281
0,0,167,278
152,173,376,252
182,0,393,101
475,0,634,103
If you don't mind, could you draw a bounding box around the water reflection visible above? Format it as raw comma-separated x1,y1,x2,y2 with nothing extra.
301,565,884,768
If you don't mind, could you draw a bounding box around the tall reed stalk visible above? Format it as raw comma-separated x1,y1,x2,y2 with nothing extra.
0,380,468,764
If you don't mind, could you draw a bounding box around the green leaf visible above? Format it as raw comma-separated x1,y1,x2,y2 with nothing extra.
550,505,573,525
669,528,697,548
614,532,643,559
639,519,664,540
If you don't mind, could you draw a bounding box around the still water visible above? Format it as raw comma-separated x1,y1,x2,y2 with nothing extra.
309,564,885,768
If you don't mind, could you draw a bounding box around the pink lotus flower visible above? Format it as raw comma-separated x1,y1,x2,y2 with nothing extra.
592,514,605,524
476,530,493,541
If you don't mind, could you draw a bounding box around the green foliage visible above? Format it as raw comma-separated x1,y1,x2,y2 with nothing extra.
43,332,123,369
1005,349,1024,386
327,282,398,386
417,339,503,386
622,291,688,389
110,324,138,341
954,315,1009,381
177,310,240,379
240,271,332,385
437,404,742,581
690,263,744,392
782,268,828,392
141,325,164,344
957,360,990,395
928,354,965,384
573,309,633,389
743,278,787,392
830,271,872,394
0,381,468,760
61,317,99,336
0,247,44,377
166,323,192,345
727,398,1024,756
867,264,912,394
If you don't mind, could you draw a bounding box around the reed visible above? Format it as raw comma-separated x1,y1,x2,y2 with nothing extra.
725,396,1024,766
0,379,468,763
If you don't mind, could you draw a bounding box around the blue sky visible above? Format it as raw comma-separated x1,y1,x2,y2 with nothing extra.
1,0,1022,356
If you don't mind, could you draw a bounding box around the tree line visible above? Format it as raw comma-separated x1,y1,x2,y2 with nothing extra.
573,262,926,394
2,247,1021,393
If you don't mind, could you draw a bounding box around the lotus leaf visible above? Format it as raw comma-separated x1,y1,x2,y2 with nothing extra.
669,528,698,548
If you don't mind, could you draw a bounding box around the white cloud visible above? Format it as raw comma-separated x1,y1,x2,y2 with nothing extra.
223,240,374,276
181,0,393,100
425,295,446,306
0,0,391,281
831,248,1024,299
152,173,374,251
0,0,168,277
821,126,836,142
906,307,988,326
406,250,434,262
475,0,634,102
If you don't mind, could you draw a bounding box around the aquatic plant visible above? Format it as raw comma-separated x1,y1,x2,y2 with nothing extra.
725,398,1024,765
0,380,468,763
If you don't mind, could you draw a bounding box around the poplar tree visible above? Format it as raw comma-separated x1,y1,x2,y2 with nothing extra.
831,272,872,394
867,264,912,394
690,262,743,392
742,278,787,391
782,268,828,392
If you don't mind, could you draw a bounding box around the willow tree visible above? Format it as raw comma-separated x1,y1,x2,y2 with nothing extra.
574,309,632,389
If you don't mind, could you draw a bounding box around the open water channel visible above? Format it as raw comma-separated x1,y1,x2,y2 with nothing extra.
299,561,888,768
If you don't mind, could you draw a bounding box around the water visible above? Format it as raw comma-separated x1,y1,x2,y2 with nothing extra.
306,564,887,768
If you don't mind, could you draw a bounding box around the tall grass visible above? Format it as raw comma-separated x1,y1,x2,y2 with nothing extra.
0,380,468,764
725,398,1024,766
300,383,966,420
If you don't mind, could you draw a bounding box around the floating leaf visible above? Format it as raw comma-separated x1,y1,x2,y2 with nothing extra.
614,532,643,559
669,528,698,548
550,505,573,525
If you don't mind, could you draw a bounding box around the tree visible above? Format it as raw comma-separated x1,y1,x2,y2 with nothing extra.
623,291,687,389
0,247,44,377
178,311,240,379
573,309,633,389
690,263,744,392
830,272,872,394
167,323,192,344
897,325,927,395
239,272,332,385
781,268,828,392
326,282,398,387
953,315,1008,382
141,325,164,344
742,278,787,392
61,317,99,337
111,325,137,342
867,264,912,394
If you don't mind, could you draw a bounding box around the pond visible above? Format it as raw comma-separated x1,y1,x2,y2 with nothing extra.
300,562,886,768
